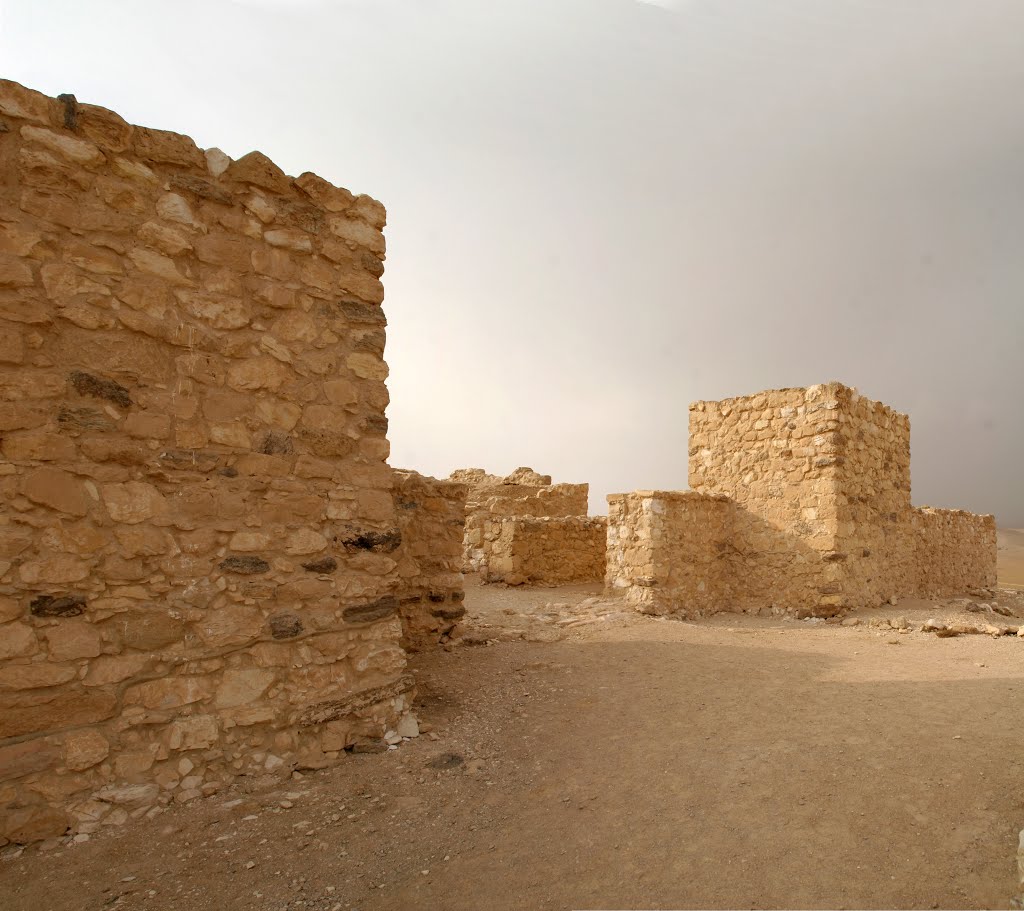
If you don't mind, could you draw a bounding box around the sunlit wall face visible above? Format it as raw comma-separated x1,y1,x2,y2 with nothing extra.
3,0,1021,523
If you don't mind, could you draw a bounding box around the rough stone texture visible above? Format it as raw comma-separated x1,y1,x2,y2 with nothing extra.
391,470,467,649
606,491,732,615
0,79,411,846
607,383,996,617
482,516,608,585
452,467,592,581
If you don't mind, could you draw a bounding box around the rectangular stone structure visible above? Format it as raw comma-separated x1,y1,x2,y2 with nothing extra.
608,382,996,617
451,466,592,580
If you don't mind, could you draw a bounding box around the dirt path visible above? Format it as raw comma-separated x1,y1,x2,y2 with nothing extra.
2,582,1024,910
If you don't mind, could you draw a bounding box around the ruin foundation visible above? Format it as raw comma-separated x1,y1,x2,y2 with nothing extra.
607,383,996,617
452,467,605,584
0,78,444,846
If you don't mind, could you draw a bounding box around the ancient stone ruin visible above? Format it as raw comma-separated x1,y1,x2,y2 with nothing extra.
452,467,606,585
0,79,466,846
0,76,1002,853
607,382,997,617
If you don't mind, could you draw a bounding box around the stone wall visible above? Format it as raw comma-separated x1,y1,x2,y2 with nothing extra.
0,79,412,846
482,516,607,586
391,470,467,649
910,507,997,598
606,491,731,615
451,467,589,577
687,383,851,615
610,383,996,618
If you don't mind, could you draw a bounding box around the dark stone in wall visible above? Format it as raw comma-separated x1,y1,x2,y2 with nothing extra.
342,596,398,625
219,555,270,574
69,371,131,408
57,92,78,129
337,529,401,553
258,430,293,455
30,594,86,617
430,604,466,621
57,405,113,433
337,300,386,326
301,556,337,574
269,613,303,639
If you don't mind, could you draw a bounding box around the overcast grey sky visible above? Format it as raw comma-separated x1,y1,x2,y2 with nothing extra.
2,0,1022,522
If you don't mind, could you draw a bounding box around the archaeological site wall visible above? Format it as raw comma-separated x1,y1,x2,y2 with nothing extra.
0,79,415,846
609,382,996,618
483,515,607,585
606,491,731,615
391,470,467,649
451,467,594,581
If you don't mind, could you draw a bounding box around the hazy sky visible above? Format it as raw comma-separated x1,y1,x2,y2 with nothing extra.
2,0,1022,522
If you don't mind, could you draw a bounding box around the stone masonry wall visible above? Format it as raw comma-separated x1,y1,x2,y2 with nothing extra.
451,467,588,577
688,384,849,615
391,470,467,649
0,79,412,846
609,383,996,618
606,491,731,616
829,387,913,609
482,516,606,586
910,507,997,598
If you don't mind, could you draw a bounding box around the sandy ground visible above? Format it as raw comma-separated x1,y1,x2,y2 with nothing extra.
998,528,1024,588
3,579,1024,911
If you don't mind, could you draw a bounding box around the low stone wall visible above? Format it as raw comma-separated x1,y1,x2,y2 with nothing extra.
452,467,589,574
606,491,732,616
0,79,411,847
483,516,606,585
392,470,467,649
910,507,997,598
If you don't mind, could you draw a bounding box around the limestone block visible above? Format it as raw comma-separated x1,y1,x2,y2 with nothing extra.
63,730,110,771
215,669,275,708
44,621,102,661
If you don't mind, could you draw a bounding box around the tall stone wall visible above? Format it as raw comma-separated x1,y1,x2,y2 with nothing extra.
610,383,996,618
688,384,848,614
831,388,913,608
606,492,731,615
391,470,467,649
0,79,411,846
483,516,606,586
451,466,589,576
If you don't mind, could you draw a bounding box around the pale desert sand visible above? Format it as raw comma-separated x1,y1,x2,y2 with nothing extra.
998,527,1024,587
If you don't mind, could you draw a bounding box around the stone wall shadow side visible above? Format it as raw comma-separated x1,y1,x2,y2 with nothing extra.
391,470,467,649
605,491,829,617
0,79,409,846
